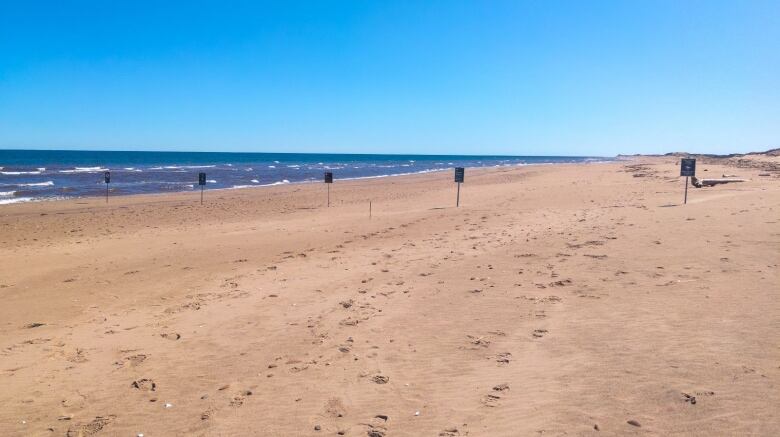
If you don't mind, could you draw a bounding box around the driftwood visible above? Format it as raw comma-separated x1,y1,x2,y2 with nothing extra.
691,176,747,188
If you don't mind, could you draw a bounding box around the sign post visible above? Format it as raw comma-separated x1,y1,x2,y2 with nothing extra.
454,167,464,207
324,172,333,207
198,172,206,204
104,171,111,203
680,158,696,204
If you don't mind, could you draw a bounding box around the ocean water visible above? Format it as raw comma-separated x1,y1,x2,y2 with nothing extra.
0,150,609,204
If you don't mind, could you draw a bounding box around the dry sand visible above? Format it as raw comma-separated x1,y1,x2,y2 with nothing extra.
1,157,778,436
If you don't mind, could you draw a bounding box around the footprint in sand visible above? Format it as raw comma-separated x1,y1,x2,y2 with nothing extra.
340,317,360,326
65,415,115,437
131,378,156,391
682,390,715,405
533,329,548,338
200,408,215,421
160,332,181,340
363,415,390,436
371,375,390,384
116,354,147,368
66,348,88,363
481,393,501,407
23,322,46,329
323,398,346,418
367,427,386,437
466,335,491,348
230,390,253,407
494,352,512,364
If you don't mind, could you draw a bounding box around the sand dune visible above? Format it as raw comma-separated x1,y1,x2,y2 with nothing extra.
1,158,778,436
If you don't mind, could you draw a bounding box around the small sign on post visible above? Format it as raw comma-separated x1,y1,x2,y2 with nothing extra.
324,172,333,207
680,158,696,204
454,167,464,207
198,172,207,204
104,171,111,203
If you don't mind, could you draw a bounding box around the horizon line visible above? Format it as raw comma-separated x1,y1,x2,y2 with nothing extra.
0,148,608,159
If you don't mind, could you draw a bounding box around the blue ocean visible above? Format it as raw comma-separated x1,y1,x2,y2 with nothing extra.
0,150,609,204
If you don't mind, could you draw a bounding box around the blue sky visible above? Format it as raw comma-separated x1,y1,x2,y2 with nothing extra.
1,1,778,156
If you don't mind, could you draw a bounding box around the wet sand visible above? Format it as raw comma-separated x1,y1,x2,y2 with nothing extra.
1,157,779,436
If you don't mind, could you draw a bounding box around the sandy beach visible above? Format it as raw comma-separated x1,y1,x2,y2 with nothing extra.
1,156,778,436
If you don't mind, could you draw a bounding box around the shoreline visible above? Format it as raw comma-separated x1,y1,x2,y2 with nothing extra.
0,159,616,208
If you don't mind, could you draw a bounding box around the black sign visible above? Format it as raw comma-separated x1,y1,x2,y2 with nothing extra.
680,158,696,177
454,167,465,183
104,171,110,184
324,172,333,183
198,172,207,186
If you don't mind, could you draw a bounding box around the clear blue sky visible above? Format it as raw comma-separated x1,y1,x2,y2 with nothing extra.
1,1,778,156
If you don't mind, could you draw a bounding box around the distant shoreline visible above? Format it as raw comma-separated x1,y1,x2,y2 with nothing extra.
0,159,618,210
617,147,779,159
0,151,610,205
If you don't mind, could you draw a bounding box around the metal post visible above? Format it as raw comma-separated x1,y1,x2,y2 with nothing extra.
456,182,461,207
106,183,109,203
369,201,372,219
684,177,688,205
327,184,330,207
201,185,204,205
